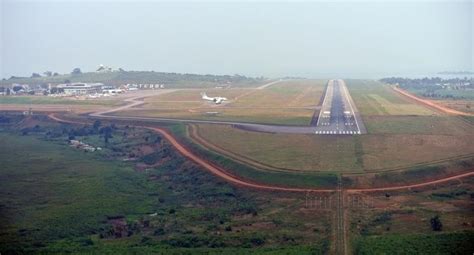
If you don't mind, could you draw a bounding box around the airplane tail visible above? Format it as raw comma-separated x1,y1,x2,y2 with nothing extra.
201,92,207,99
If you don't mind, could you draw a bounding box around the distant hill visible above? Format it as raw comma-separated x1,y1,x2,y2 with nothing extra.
0,71,266,88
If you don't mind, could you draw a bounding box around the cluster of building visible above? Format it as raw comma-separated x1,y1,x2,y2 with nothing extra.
69,140,102,152
0,81,167,98
435,82,472,90
57,83,105,95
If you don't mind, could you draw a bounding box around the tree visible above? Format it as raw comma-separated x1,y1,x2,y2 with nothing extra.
53,72,59,76
64,79,71,84
31,73,41,78
100,126,113,144
43,71,52,77
71,68,82,75
93,120,101,131
430,215,443,231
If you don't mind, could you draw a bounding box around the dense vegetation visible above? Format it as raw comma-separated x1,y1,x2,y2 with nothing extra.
354,232,474,254
380,77,474,100
0,114,330,254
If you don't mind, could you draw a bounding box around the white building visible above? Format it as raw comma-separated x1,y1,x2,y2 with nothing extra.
57,83,104,95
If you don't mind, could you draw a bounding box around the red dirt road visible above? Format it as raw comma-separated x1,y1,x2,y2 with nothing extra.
392,86,473,116
47,114,474,193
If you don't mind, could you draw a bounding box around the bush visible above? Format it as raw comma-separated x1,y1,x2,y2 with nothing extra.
430,215,443,231
250,237,265,246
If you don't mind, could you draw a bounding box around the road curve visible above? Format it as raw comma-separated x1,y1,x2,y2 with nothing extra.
47,114,474,193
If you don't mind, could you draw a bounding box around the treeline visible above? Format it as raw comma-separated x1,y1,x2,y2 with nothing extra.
381,77,473,89
381,77,474,100
1,71,265,88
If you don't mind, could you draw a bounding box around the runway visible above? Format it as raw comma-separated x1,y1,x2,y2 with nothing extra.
314,79,366,135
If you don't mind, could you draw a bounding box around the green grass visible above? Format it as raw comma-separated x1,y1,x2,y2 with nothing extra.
169,124,339,188
116,108,314,126
193,124,363,173
354,231,474,254
346,80,434,116
363,115,473,135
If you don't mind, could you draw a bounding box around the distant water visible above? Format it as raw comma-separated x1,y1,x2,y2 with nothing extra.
308,73,473,80
383,73,473,79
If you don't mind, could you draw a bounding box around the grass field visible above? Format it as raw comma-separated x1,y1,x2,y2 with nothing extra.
192,123,474,173
346,80,435,116
436,100,474,113
114,80,325,125
168,124,339,188
192,124,362,173
363,115,474,135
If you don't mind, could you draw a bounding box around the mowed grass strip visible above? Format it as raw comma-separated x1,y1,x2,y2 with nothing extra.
364,115,474,135
360,134,474,171
117,108,315,126
231,80,325,107
193,124,474,173
168,124,338,188
194,124,363,173
346,80,435,116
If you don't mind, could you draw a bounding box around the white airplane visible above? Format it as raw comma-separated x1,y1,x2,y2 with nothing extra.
201,92,227,104
104,89,124,95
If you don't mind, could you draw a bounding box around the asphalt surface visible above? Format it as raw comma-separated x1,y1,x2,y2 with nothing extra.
314,79,366,135
91,79,367,135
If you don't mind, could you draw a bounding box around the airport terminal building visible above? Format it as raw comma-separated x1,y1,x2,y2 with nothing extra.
57,83,104,95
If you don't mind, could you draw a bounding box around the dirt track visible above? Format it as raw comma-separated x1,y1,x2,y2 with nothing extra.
392,86,473,116
47,114,474,193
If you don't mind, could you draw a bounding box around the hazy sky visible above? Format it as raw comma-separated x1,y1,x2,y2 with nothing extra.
1,0,472,78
